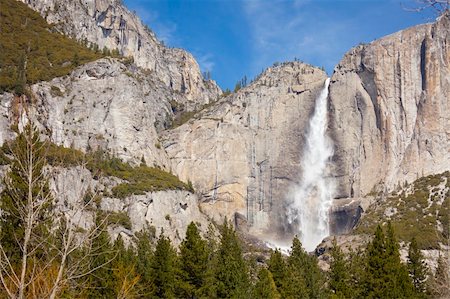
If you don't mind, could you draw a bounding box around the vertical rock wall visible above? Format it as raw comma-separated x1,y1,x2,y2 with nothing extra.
329,13,450,199
163,62,327,232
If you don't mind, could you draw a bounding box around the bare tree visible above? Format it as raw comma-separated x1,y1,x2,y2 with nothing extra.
404,0,450,14
0,123,53,299
0,123,114,298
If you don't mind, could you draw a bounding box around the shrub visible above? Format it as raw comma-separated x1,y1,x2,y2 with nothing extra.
0,0,104,94
106,211,132,230
354,172,449,249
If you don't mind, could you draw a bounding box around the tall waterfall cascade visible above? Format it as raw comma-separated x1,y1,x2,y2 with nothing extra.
287,78,334,252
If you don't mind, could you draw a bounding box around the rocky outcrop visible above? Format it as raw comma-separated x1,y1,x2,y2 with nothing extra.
162,62,327,233
20,0,221,109
329,198,363,235
0,58,186,167
329,13,450,199
50,166,209,245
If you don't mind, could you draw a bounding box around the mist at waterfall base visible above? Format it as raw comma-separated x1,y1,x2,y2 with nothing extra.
266,78,335,253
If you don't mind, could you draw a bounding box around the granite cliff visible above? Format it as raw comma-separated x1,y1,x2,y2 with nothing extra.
20,0,221,110
162,62,327,234
329,13,449,200
1,0,449,246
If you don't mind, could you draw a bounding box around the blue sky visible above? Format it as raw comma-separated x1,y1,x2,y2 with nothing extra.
124,0,436,90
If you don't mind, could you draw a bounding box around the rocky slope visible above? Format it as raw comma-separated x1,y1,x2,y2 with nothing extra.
329,12,450,200
20,0,221,109
162,62,327,234
0,58,181,167
49,165,209,246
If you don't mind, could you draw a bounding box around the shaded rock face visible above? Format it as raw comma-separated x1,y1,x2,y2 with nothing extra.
20,0,221,109
329,14,450,199
162,62,327,233
329,199,362,235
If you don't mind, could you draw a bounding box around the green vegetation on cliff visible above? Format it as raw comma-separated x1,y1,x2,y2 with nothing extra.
3,141,193,199
355,172,450,249
0,0,104,94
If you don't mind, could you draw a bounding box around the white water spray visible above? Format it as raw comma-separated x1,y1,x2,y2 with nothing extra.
287,78,334,252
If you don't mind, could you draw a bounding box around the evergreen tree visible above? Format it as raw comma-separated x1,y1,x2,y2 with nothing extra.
197,223,219,298
347,248,365,298
214,219,250,298
385,222,414,297
407,237,428,297
287,236,327,299
362,224,414,298
252,268,280,299
329,238,351,299
150,233,178,298
267,249,287,291
134,227,155,297
178,222,209,298
86,213,115,298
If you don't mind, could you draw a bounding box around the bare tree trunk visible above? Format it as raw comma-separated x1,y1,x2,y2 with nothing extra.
18,126,35,299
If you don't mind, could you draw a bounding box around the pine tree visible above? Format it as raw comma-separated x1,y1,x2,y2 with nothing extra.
252,268,280,299
329,238,351,299
362,224,414,298
287,236,327,299
347,248,365,298
178,222,209,298
385,222,414,298
150,233,178,298
407,237,428,297
134,227,155,297
214,219,250,298
267,249,287,291
197,223,219,298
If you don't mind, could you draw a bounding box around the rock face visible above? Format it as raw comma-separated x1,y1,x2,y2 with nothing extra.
162,62,327,233
50,166,209,245
329,13,450,199
329,198,363,235
0,58,185,167
20,0,221,109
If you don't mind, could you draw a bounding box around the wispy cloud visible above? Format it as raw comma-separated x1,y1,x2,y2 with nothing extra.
194,52,215,73
242,0,361,75
125,3,177,45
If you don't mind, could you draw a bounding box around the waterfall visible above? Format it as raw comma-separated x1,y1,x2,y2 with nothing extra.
287,78,334,252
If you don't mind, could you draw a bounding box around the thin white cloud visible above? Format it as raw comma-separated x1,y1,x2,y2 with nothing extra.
193,52,215,73
242,0,360,75
125,3,177,45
